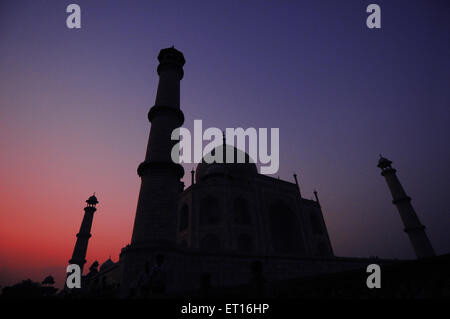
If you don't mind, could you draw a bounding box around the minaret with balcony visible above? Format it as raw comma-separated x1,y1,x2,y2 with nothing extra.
378,156,435,258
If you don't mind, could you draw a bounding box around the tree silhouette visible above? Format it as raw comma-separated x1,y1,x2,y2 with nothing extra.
0,279,57,299
41,275,55,286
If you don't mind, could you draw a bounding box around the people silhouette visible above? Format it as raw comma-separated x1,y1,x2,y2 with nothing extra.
137,262,151,298
149,254,167,295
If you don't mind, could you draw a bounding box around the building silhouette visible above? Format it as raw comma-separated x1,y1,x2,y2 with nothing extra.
70,47,439,297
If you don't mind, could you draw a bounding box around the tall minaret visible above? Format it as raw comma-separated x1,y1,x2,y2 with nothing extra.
69,194,99,273
130,47,185,246
120,47,186,291
377,156,435,258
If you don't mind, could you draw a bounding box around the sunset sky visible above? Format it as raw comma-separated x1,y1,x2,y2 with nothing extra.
0,0,449,288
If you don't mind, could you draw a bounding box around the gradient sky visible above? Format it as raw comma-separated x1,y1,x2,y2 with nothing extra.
0,0,449,288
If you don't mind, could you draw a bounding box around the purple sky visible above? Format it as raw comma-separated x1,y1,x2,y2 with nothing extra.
0,0,449,286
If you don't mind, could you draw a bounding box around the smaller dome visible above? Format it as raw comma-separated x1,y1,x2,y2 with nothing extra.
89,260,99,272
158,46,185,66
86,194,98,206
99,258,114,272
377,155,392,168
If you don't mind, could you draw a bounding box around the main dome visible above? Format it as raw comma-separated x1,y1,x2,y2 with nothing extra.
195,144,257,183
